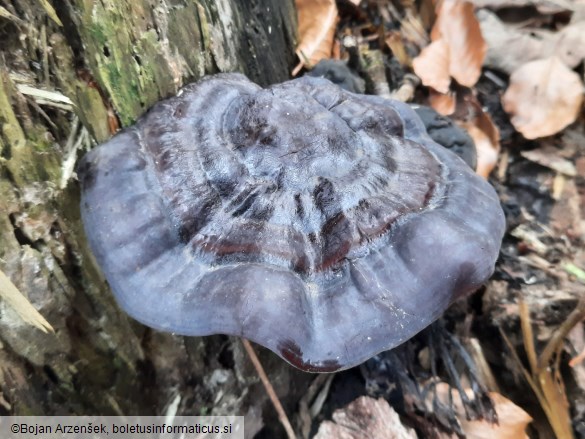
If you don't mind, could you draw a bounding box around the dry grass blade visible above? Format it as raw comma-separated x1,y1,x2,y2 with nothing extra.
0,5,25,25
242,339,297,439
433,0,486,87
0,269,54,333
16,84,74,108
37,0,62,26
519,300,538,374
538,295,585,370
500,297,581,439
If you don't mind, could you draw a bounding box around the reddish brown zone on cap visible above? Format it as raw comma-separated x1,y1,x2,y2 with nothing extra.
278,340,342,373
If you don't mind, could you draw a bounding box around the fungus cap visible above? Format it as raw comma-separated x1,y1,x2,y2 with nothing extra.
79,73,505,372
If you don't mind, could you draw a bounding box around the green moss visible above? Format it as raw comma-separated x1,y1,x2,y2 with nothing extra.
49,33,111,143
0,71,26,157
85,11,145,125
0,69,61,186
75,0,216,125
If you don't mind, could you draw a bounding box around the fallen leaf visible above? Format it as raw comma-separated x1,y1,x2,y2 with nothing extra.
432,0,486,87
450,91,500,178
385,32,411,67
413,1,486,110
477,9,551,74
478,9,585,74
314,396,417,439
553,21,585,68
462,122,499,178
294,0,338,75
429,88,456,115
462,393,533,439
470,103,500,178
502,57,584,139
430,382,533,439
549,178,583,237
413,39,451,93
470,0,577,14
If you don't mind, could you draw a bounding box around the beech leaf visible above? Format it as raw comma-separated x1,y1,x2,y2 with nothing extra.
413,39,451,94
314,396,417,439
502,57,584,139
479,9,585,74
294,0,338,74
434,0,486,87
430,382,533,439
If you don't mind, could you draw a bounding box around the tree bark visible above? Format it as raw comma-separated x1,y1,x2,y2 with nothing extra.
0,1,309,436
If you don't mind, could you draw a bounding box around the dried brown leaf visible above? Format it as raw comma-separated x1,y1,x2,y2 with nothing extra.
453,93,500,178
463,123,499,178
502,57,584,139
472,104,500,178
413,39,451,93
434,0,486,87
431,382,533,439
478,9,551,74
385,32,411,67
314,396,417,439
462,393,533,439
429,88,456,115
294,0,338,74
478,9,585,74
549,178,582,237
554,21,585,68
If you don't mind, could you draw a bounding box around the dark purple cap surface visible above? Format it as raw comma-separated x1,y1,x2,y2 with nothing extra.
79,73,505,372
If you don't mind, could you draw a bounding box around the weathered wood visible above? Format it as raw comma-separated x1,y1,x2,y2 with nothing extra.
0,1,307,436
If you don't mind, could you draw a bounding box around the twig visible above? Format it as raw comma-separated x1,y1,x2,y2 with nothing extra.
0,6,25,26
0,269,54,333
37,0,63,26
298,374,329,439
241,339,297,439
390,73,420,102
309,374,334,418
537,295,585,370
15,84,74,109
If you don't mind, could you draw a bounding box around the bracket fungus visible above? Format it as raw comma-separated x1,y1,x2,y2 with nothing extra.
79,73,505,372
